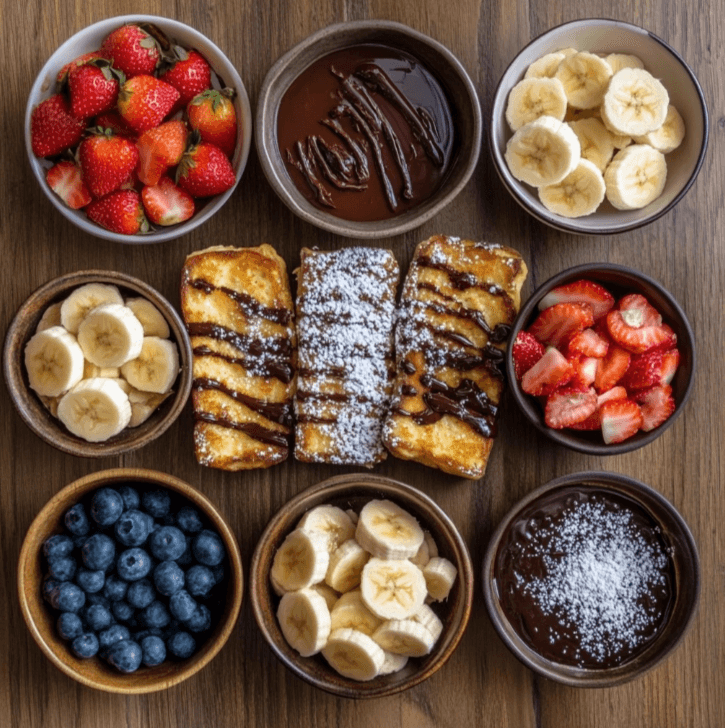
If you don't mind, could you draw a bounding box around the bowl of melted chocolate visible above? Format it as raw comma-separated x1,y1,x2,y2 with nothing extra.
256,20,481,238
483,472,700,687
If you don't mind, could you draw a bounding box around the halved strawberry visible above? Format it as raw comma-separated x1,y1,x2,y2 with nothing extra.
570,355,598,388
136,120,188,186
606,295,675,354
594,345,631,393
141,176,195,226
538,279,614,320
600,399,643,444
545,386,597,429
622,348,680,390
569,413,601,430
633,385,676,431
597,386,628,407
45,161,92,209
528,303,594,349
512,331,545,379
568,327,609,358
521,347,573,396
569,386,628,430
617,294,662,327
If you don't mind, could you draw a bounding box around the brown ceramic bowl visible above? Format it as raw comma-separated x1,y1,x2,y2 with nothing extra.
256,20,482,239
3,270,192,457
482,471,700,687
505,262,695,455
250,473,474,698
18,468,244,693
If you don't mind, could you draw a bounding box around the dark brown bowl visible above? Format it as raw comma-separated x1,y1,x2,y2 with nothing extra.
482,471,700,687
17,468,244,693
505,262,695,455
256,20,482,239
250,473,474,698
3,270,192,457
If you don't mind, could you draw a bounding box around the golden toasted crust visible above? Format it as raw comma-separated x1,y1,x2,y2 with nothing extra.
180,244,296,470
382,235,527,479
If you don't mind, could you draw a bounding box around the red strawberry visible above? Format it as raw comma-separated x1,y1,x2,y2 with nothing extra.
45,161,92,209
597,386,628,407
176,139,236,198
600,399,644,444
622,348,680,390
30,95,85,157
538,280,614,320
68,59,124,120
568,327,609,358
633,385,676,431
117,75,180,133
56,52,103,85
512,331,545,379
94,111,136,137
136,120,188,186
545,386,597,429
528,303,594,349
606,295,675,354
571,386,628,431
78,131,140,198
616,294,662,327
159,48,212,109
594,344,631,393
521,347,573,396
661,348,680,384
569,413,601,431
187,88,238,158
141,176,195,226
100,24,160,77
570,355,599,388
86,189,148,235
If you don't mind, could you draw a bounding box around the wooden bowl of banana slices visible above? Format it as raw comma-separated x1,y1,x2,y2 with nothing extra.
489,18,708,234
3,270,192,457
250,474,474,698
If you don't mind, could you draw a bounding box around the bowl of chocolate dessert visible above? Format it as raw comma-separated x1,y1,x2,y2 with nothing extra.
256,20,481,238
482,471,700,687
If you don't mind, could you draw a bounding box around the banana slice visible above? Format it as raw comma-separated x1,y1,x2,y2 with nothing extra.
325,538,370,593
539,158,606,217
505,77,568,131
601,68,669,136
410,603,443,642
39,395,60,417
312,583,340,611
505,115,581,187
270,571,287,597
77,303,144,368
321,628,385,681
410,529,439,568
604,53,645,75
60,283,124,334
379,650,409,675
557,47,578,58
330,589,382,636
567,118,615,172
57,377,132,442
610,131,633,149
270,529,330,591
25,326,85,397
298,505,356,555
83,360,121,379
277,588,331,657
355,499,424,560
632,105,685,154
423,557,458,602
120,337,179,394
345,508,359,526
36,303,62,332
127,388,171,428
125,297,171,338
604,144,667,210
360,558,427,620
524,52,566,79
554,52,613,109
372,619,436,658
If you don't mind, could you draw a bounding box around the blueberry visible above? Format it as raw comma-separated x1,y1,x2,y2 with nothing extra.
153,561,185,597
177,537,193,566
105,639,143,673
169,590,197,621
116,548,152,581
82,533,115,571
115,509,153,548
167,631,196,659
57,612,84,641
72,633,99,659
141,600,171,630
86,593,110,609
117,485,140,511
185,565,215,597
141,490,170,519
149,526,186,561
99,624,130,651
43,534,75,559
112,600,135,623
84,604,113,632
140,635,166,667
186,604,211,633
126,579,156,609
176,507,204,534
103,574,128,602
76,568,104,594
43,577,60,604
64,503,90,537
50,582,86,612
192,530,225,566
47,555,77,582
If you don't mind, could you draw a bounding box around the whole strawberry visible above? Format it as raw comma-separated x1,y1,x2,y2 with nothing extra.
187,89,238,158
31,95,85,157
136,120,188,186
78,130,140,198
86,189,148,235
100,24,160,78
117,75,180,133
68,59,124,120
56,52,103,85
176,138,236,198
159,48,212,108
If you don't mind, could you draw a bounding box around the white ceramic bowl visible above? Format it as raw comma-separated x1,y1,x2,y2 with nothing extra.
490,19,708,235
25,15,252,244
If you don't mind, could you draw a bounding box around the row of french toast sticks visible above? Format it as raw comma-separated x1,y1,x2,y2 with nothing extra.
180,235,528,479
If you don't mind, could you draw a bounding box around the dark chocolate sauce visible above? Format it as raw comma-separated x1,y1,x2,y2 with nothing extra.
195,411,290,448
186,322,292,359
193,378,292,426
192,346,293,384
188,279,293,324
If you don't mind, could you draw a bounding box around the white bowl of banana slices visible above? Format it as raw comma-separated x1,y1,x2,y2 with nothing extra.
490,18,708,234
4,270,192,457
250,474,474,698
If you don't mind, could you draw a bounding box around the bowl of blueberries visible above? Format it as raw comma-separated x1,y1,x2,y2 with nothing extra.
17,468,243,693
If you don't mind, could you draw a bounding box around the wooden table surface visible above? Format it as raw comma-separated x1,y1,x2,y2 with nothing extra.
2,0,723,726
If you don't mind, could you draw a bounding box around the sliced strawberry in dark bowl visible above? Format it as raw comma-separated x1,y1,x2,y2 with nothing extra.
511,331,545,380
